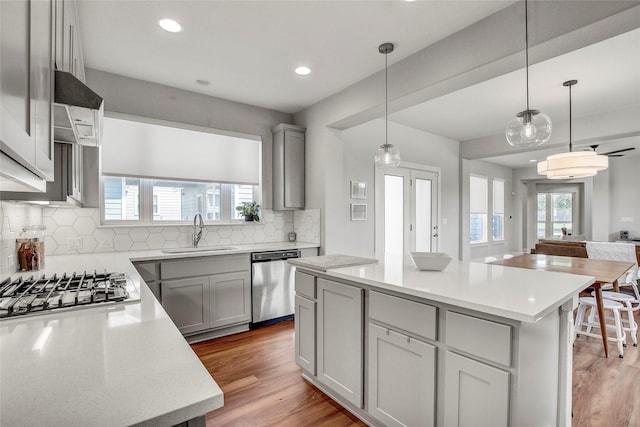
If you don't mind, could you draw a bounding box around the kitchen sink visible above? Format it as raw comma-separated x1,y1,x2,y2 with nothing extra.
161,246,236,254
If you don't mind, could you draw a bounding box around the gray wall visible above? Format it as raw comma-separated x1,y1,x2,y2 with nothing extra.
294,1,637,258
85,69,292,209
460,159,514,260
601,154,640,240
340,119,460,258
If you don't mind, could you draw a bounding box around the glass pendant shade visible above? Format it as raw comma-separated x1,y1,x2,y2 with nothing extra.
375,143,401,168
537,151,608,179
506,0,552,148
506,109,552,147
374,42,400,168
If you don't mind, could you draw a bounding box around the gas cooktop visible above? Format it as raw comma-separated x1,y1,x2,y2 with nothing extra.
0,271,135,320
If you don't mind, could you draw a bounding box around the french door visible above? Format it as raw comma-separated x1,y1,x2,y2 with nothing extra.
375,166,439,257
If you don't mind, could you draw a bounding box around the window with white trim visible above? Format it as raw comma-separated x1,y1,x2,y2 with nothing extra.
103,176,255,224
100,115,261,225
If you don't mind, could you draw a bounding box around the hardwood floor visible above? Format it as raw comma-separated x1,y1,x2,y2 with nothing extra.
192,313,640,427
192,320,365,426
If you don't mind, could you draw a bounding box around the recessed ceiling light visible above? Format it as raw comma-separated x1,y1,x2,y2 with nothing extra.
295,66,311,76
159,18,182,33
196,79,210,86
529,159,537,163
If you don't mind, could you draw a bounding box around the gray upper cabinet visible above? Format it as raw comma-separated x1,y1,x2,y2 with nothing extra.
55,0,85,82
272,123,305,210
0,0,55,188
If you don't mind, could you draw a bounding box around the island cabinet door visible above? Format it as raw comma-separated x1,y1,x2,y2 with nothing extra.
368,323,436,427
294,295,316,374
443,351,510,427
162,276,211,335
316,278,364,408
209,271,251,329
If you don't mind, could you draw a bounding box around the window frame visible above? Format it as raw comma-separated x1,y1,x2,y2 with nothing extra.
536,191,576,239
492,178,505,242
100,174,259,226
469,174,489,245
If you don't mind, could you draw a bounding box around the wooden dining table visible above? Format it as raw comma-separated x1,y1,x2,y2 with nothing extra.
490,254,635,358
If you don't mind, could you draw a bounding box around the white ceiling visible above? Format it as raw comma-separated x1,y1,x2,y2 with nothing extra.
77,1,639,169
390,28,640,142
77,0,516,114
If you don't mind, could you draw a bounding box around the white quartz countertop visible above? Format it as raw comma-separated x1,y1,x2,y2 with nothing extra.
305,255,595,323
288,254,377,271
0,241,319,425
123,241,319,263
0,240,319,426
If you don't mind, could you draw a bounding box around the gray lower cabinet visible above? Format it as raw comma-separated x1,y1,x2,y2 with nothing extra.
443,351,510,427
316,278,363,408
133,261,160,301
158,254,251,337
163,276,210,335
368,323,436,427
162,271,250,335
294,295,315,374
209,272,251,329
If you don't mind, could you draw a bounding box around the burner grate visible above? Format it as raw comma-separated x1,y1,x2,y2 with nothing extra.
0,271,129,319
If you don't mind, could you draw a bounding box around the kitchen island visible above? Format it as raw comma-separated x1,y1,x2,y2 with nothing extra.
290,254,595,427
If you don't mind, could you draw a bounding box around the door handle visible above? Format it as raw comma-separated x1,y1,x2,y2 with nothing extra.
433,234,439,237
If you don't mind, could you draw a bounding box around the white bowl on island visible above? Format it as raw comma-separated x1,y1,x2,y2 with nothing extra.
409,252,452,271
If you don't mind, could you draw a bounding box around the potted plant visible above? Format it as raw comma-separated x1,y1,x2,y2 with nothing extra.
235,201,261,222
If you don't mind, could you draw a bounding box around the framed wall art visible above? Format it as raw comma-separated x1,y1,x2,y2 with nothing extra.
351,203,367,221
351,181,367,199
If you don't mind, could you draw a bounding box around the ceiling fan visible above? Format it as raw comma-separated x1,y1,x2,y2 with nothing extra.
589,145,636,157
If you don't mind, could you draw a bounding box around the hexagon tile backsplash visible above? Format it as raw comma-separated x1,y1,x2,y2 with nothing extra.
0,202,320,277
39,208,320,256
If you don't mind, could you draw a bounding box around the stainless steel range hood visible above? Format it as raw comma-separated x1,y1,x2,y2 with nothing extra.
53,70,104,146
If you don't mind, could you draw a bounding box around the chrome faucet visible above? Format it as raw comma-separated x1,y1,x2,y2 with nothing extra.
192,213,204,248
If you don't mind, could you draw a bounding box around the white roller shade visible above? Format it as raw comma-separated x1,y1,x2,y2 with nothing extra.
102,117,260,185
470,175,488,213
493,179,504,214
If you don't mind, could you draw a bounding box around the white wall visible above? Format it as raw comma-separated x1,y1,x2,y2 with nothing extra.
603,154,640,239
512,165,610,251
293,2,636,258
315,119,460,259
460,159,514,260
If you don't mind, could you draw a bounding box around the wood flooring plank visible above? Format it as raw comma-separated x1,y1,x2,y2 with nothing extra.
193,312,640,427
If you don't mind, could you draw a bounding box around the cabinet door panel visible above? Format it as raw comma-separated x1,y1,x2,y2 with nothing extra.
0,0,34,164
163,277,210,335
209,271,250,328
317,278,363,408
443,351,510,427
283,130,304,208
294,295,316,374
368,323,436,427
31,0,54,179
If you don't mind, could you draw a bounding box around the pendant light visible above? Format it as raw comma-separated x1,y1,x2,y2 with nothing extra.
505,0,552,147
537,80,608,179
374,42,401,168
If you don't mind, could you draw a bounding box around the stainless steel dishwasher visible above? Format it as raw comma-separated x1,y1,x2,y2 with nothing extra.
251,249,300,324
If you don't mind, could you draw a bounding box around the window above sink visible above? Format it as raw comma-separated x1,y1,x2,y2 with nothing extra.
102,176,256,225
